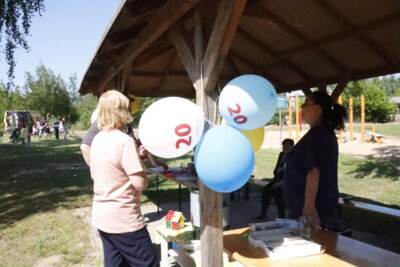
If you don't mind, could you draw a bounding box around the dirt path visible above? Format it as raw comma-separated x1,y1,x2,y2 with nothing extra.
262,129,400,158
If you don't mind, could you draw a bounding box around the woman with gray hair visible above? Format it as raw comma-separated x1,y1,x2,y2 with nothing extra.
90,90,158,267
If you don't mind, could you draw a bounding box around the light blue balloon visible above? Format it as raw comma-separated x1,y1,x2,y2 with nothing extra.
194,125,255,193
218,74,278,130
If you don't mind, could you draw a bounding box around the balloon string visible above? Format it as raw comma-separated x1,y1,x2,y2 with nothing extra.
204,117,215,127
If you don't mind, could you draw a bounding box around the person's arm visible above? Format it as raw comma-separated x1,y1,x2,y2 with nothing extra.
146,153,168,171
80,144,91,167
303,167,321,227
128,171,148,191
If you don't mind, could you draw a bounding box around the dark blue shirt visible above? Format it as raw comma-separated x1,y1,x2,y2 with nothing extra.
283,125,339,219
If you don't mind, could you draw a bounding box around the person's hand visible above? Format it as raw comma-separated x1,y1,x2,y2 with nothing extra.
302,204,321,228
161,163,169,171
138,145,147,158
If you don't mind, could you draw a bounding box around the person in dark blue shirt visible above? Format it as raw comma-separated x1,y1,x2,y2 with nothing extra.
283,91,346,227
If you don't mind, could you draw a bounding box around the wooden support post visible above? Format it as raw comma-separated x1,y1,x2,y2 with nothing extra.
349,98,354,141
361,95,365,143
295,94,299,140
288,95,292,139
338,95,343,143
202,0,247,93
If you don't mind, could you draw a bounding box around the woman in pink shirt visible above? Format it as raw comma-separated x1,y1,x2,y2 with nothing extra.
90,90,158,267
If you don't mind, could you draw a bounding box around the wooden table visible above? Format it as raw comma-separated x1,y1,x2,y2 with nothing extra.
147,167,198,214
223,227,400,267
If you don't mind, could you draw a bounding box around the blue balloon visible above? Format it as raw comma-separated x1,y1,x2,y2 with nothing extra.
218,74,277,130
194,125,254,193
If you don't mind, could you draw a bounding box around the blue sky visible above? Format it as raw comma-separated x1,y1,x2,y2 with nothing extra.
0,0,122,88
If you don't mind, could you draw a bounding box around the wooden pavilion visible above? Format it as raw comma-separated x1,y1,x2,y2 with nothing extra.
79,0,400,265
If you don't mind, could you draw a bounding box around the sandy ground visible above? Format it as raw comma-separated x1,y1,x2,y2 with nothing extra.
262,128,400,158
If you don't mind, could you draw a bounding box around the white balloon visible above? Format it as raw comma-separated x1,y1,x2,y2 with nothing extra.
138,97,204,158
218,75,277,130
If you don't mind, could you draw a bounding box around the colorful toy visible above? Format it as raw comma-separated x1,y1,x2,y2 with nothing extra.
165,210,185,230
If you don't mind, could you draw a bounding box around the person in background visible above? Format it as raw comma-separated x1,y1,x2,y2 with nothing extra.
255,138,294,220
53,118,60,140
90,90,159,267
283,91,347,227
61,117,67,140
39,117,47,138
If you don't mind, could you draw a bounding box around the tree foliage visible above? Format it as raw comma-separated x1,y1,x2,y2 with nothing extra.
342,79,397,123
73,93,98,130
23,64,75,120
0,0,45,89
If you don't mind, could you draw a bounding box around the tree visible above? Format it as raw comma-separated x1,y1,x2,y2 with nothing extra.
0,0,45,89
379,75,400,96
342,79,397,123
23,64,74,120
74,93,98,129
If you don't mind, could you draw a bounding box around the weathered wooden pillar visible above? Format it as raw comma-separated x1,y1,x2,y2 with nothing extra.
169,1,247,265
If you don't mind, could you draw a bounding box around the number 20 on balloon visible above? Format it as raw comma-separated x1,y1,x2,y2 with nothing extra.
228,103,247,124
175,124,192,149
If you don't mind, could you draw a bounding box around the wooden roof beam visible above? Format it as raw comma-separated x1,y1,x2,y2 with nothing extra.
279,64,400,92
96,0,200,92
230,50,282,88
331,74,351,102
262,11,400,63
312,0,395,65
168,24,197,84
117,8,160,33
254,5,347,73
152,52,177,93
202,0,248,93
237,27,315,82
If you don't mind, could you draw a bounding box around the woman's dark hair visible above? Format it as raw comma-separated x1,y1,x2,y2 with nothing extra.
311,91,347,130
282,138,294,147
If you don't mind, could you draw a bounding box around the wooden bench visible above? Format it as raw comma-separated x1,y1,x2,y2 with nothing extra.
365,131,384,144
339,197,400,219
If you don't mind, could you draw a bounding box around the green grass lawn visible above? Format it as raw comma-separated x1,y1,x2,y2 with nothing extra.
0,131,399,265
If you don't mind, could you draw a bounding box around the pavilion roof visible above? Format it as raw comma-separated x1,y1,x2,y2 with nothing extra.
79,0,400,97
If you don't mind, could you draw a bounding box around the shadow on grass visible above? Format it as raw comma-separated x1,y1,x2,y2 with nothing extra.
0,141,92,230
0,140,193,229
345,150,400,181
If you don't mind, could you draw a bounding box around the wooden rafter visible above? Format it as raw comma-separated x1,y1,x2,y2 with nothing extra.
249,5,347,73
132,70,187,77
133,41,174,68
278,63,400,92
202,0,248,92
227,55,241,76
117,8,160,33
168,24,197,84
331,74,350,102
261,10,400,64
230,50,282,88
153,52,177,93
96,0,200,93
237,27,315,82
312,0,395,65
123,62,133,94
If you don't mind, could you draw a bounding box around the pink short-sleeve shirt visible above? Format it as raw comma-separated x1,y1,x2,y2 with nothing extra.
90,129,145,233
